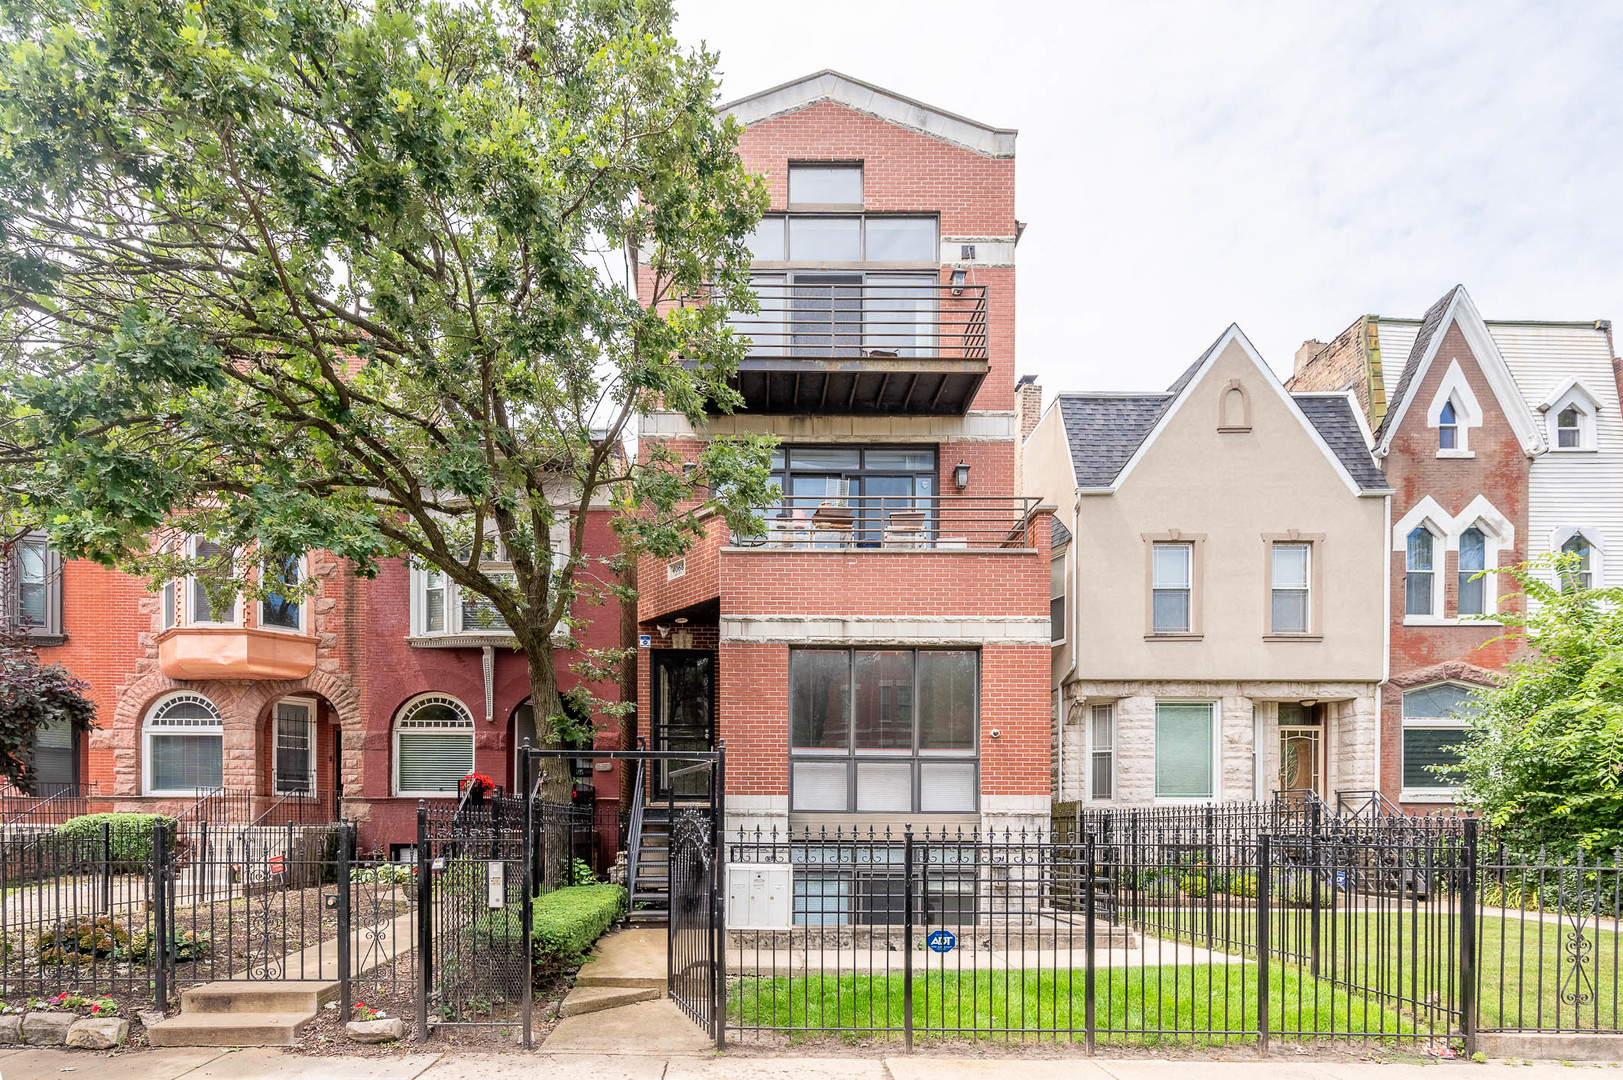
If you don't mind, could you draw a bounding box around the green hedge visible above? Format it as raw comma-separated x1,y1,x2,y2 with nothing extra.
477,882,627,969
54,814,178,867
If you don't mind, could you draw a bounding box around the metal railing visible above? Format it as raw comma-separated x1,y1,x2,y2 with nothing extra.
243,786,339,832
731,494,1043,551
713,279,989,361
0,781,95,827
1337,788,1406,822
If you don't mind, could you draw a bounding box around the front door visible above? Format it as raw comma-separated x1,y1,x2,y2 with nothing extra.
1278,726,1324,798
651,650,715,800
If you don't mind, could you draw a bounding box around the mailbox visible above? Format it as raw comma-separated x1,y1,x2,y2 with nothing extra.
725,863,792,929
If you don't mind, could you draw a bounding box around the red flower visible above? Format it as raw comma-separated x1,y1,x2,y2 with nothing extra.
462,773,496,794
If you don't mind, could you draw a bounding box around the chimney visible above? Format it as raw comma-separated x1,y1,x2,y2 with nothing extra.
1016,374,1042,442
1294,339,1326,379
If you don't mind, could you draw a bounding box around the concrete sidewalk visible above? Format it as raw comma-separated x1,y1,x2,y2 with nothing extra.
1,1049,1619,1080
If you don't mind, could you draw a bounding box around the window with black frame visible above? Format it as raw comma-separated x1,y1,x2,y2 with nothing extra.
765,445,937,547
788,647,977,814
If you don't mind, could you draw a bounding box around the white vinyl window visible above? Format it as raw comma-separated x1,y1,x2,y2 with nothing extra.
411,525,568,638
1561,533,1594,591
393,694,475,797
1089,704,1114,801
788,163,863,207
1270,543,1311,634
1557,406,1582,449
1437,400,1460,451
161,536,239,629
1154,702,1216,801
1405,527,1436,616
1458,527,1488,615
1151,543,1193,634
1050,550,1067,643
143,692,224,796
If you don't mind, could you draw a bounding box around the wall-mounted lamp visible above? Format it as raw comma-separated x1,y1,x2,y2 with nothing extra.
1301,699,1318,708
950,268,967,297
656,624,672,639
953,461,971,490
674,616,689,625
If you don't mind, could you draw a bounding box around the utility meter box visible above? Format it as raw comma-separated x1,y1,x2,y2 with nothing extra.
725,863,792,929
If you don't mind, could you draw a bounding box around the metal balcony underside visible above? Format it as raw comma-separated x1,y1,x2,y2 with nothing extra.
726,357,988,415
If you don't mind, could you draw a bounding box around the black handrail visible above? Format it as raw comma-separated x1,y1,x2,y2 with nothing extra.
624,744,648,912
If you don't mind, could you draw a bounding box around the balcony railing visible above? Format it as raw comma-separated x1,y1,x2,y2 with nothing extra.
730,495,1042,551
691,279,991,414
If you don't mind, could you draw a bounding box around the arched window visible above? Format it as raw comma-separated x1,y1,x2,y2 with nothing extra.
1561,533,1594,591
1400,682,1480,798
143,692,224,795
1437,401,1459,450
1458,526,1487,615
1405,527,1436,616
393,694,475,797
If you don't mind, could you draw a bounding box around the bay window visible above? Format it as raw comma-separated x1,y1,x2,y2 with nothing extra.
789,648,978,814
260,554,305,632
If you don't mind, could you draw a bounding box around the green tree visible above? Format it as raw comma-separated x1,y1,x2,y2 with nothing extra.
1455,555,1623,855
0,0,773,831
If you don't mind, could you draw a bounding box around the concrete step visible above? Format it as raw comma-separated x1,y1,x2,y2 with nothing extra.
147,1010,315,1047
179,980,338,1014
558,984,662,1016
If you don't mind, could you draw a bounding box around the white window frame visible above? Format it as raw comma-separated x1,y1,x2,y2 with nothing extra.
272,696,318,795
1270,542,1311,635
1151,542,1194,635
258,553,309,634
1552,527,1603,591
1400,682,1477,802
1404,525,1441,620
1153,700,1218,804
1050,546,1067,645
142,691,225,796
1425,359,1483,459
1540,380,1601,453
391,693,476,798
1437,398,1461,452
408,524,569,639
1455,524,1493,617
162,535,240,630
1088,703,1114,802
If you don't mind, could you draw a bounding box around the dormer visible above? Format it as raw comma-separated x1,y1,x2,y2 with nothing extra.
1538,378,1603,453
1425,359,1483,458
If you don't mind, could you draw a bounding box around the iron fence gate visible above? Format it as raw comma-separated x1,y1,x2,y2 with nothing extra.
664,755,725,1047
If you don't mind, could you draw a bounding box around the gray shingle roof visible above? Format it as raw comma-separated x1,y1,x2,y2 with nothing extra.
1057,394,1173,487
1050,518,1072,547
1375,285,1461,443
1292,395,1388,490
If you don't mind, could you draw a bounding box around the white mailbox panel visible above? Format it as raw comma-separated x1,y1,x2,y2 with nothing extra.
725,863,792,929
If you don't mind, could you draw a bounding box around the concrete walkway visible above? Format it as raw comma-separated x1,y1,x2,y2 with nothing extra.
2,1049,1620,1080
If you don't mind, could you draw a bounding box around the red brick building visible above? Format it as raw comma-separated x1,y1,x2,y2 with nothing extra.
632,72,1053,855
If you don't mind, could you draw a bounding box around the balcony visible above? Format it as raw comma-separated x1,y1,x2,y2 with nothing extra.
157,626,318,681
696,278,990,415
732,495,1041,551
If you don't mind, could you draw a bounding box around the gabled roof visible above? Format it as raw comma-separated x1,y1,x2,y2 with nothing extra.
1050,518,1072,548
718,70,1017,158
1054,325,1388,495
1373,285,1547,455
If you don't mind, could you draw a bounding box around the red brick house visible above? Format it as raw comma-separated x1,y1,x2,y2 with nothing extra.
632,71,1053,857
1292,285,1623,811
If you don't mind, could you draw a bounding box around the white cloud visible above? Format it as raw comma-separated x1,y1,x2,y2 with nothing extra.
677,0,1623,396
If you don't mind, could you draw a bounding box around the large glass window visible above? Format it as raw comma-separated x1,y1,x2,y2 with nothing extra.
1405,527,1435,616
393,694,475,797
1154,702,1215,800
790,648,977,814
143,692,224,795
1151,543,1193,634
789,164,863,206
1458,527,1487,615
745,215,938,263
1270,542,1310,634
1401,683,1478,794
764,445,937,548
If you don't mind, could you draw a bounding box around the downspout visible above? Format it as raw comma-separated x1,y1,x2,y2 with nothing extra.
1059,493,1083,800
1377,487,1392,797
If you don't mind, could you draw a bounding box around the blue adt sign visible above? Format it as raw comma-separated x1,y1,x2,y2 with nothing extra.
926,929,956,954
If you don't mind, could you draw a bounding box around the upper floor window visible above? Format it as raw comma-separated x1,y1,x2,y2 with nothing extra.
410,526,569,639
162,535,239,630
1458,527,1487,615
748,215,938,264
1405,527,1436,616
1151,542,1193,635
260,554,305,632
6,532,62,640
1540,380,1601,452
789,163,863,207
1557,407,1582,449
1050,549,1067,643
1437,400,1459,450
1270,542,1311,634
1561,532,1594,590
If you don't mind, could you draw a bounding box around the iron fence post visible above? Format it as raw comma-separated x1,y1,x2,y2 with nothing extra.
1085,830,1096,1055
101,820,112,914
520,741,534,1050
713,746,727,1050
1257,831,1270,1056
337,819,352,1019
1310,798,1321,978
416,801,431,1041
903,824,914,1054
1460,818,1478,1057
152,819,168,1010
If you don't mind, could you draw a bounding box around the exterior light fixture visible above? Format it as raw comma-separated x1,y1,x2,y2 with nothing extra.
953,461,971,490
674,617,689,625
950,268,967,296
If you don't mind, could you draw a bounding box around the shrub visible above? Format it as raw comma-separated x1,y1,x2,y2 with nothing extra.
128,927,211,964
568,857,596,886
1221,872,1259,898
1179,872,1210,898
37,916,130,964
476,882,627,971
353,864,415,888
54,813,177,867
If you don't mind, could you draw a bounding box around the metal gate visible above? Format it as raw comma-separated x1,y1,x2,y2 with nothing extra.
664,754,725,1047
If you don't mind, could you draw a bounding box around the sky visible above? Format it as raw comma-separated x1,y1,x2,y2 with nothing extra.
673,0,1623,396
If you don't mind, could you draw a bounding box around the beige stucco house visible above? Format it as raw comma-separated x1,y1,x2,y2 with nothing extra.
1024,325,1392,807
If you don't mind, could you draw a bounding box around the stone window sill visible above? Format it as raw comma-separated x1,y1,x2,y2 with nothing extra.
1263,634,1323,642
1144,633,1203,641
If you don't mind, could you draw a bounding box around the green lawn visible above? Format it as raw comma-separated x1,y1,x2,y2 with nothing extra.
729,964,1414,1044
1132,905,1620,1031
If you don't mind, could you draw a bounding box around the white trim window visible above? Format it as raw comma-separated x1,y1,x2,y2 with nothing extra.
1457,526,1488,615
1437,399,1461,451
161,536,239,630
1401,683,1478,800
143,692,224,795
1560,531,1595,591
1270,542,1311,634
1556,406,1583,449
1404,526,1438,616
393,694,475,797
410,525,569,639
1050,548,1067,644
1151,542,1193,634
260,553,307,633
1088,704,1114,801
1154,701,1216,801
1541,381,1601,452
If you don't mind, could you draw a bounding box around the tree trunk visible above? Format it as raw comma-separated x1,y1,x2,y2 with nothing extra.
524,645,573,888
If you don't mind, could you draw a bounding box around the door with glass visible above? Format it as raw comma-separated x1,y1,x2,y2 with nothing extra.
273,699,316,795
651,650,715,799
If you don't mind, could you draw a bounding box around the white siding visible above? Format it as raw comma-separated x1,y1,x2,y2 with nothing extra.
1491,324,1623,588
1373,321,1419,403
